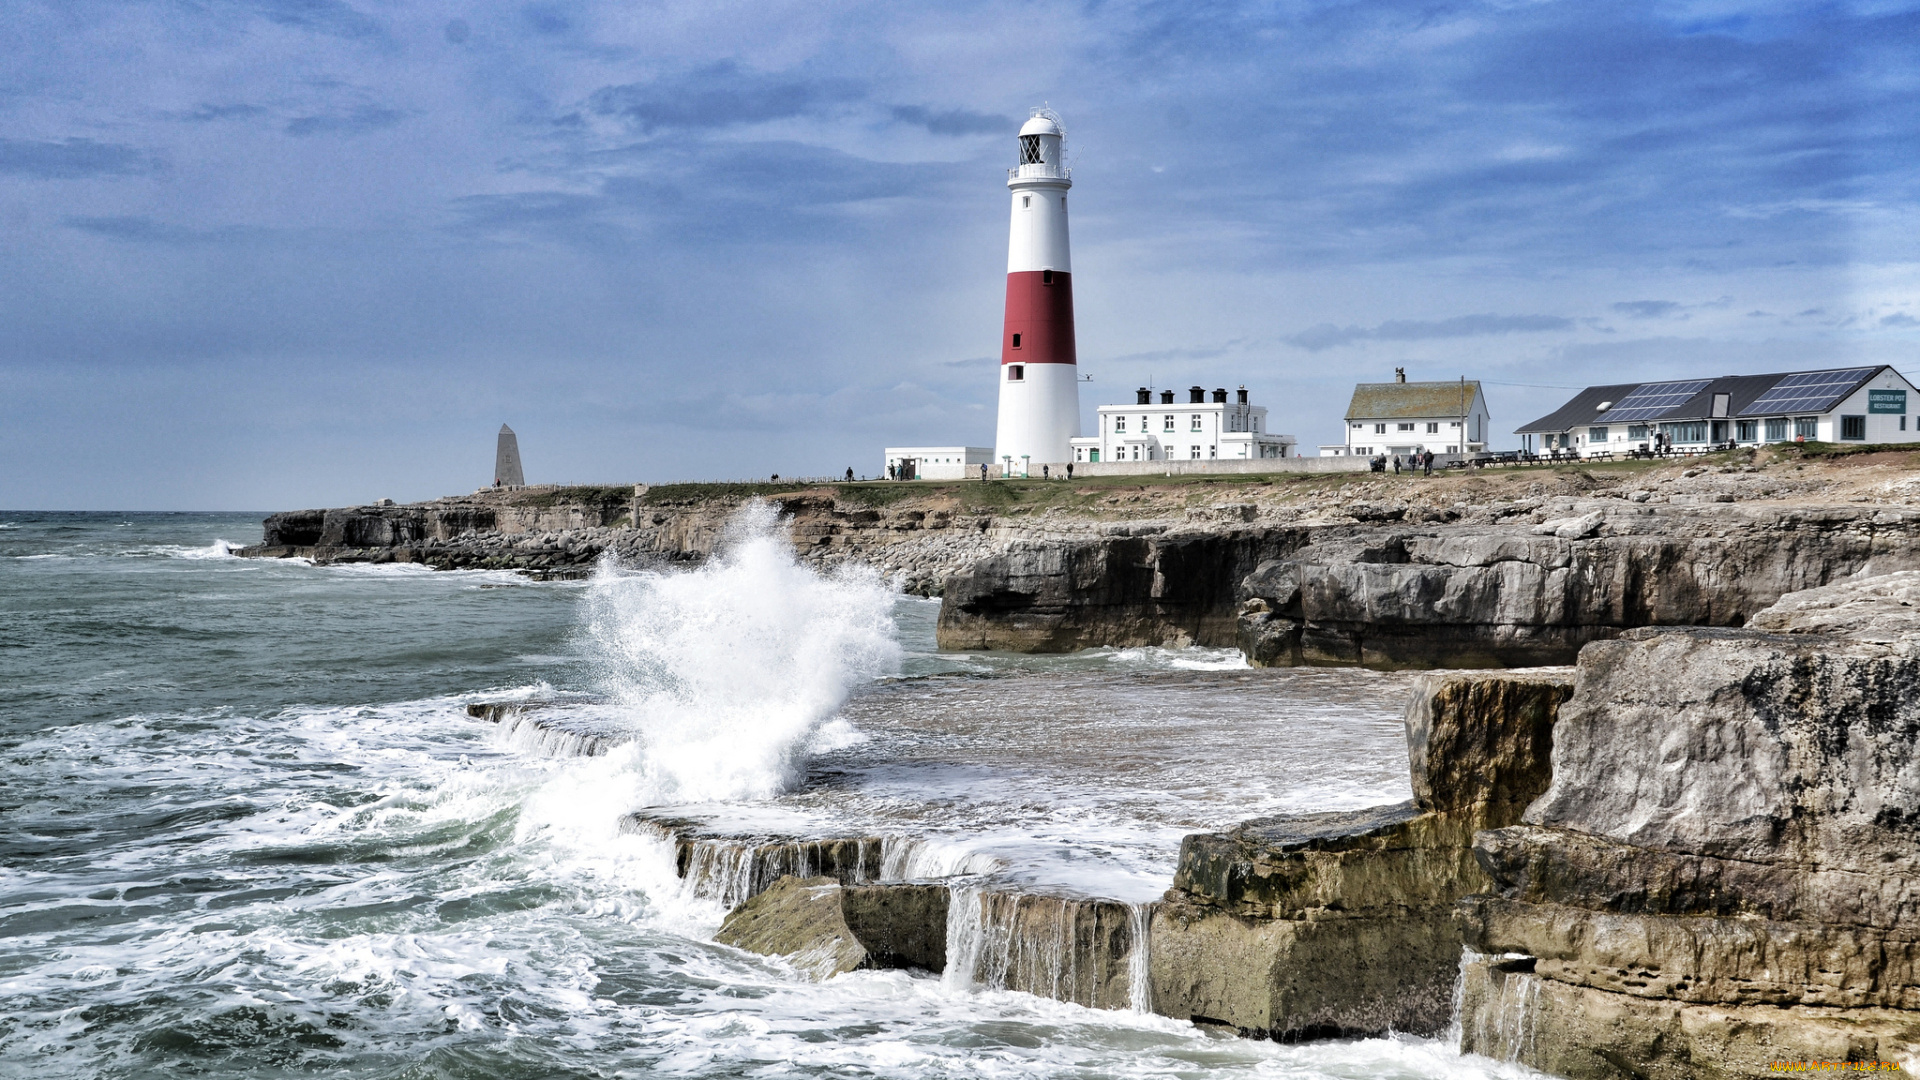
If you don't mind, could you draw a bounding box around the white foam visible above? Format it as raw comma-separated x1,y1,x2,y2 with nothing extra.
562,502,901,807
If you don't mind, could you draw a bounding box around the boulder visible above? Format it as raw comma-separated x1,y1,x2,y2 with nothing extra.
715,875,951,979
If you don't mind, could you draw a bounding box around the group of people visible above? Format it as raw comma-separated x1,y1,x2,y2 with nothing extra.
1370,449,1438,475
879,462,1075,481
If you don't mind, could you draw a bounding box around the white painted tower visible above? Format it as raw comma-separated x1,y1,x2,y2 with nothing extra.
993,111,1079,472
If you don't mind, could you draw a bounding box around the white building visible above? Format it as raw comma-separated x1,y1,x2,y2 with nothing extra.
1320,373,1490,458
1069,386,1296,464
881,446,995,481
1516,365,1920,457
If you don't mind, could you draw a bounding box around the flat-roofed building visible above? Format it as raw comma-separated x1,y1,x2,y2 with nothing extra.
1322,373,1489,458
1515,365,1920,457
882,446,995,480
1068,385,1296,466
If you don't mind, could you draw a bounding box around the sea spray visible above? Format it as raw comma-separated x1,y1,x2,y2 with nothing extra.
519,503,900,861
580,501,898,803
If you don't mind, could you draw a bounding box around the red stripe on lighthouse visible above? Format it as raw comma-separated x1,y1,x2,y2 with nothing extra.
1001,270,1077,365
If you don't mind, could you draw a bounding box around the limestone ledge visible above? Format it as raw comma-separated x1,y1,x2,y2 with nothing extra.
1149,670,1568,1040
1459,571,1920,1077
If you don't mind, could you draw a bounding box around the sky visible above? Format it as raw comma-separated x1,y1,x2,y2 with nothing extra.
3,0,1918,509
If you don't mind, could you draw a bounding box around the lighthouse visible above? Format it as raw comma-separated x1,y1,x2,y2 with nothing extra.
993,111,1079,472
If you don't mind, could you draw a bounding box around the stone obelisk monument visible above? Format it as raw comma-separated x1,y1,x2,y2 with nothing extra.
494,425,525,487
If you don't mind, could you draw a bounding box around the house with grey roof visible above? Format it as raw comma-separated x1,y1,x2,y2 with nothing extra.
1515,365,1920,458
1320,370,1490,458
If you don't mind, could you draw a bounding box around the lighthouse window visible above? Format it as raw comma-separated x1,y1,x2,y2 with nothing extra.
1011,333,1021,349
1022,195,1030,208
1042,270,1053,285
1007,364,1024,381
1020,134,1043,164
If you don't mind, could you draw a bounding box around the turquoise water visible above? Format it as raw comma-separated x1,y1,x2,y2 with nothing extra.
0,511,1534,1079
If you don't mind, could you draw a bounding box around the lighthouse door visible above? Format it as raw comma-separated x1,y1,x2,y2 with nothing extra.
899,458,917,481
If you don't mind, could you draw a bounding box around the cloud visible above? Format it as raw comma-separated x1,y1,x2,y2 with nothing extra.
0,137,157,179
185,104,268,123
1882,313,1920,328
284,105,404,137
64,216,236,245
240,0,384,40
1612,300,1686,319
587,62,863,133
1286,315,1575,352
890,105,1006,136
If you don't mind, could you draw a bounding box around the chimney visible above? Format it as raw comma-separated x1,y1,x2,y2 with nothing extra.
1160,390,1174,404
1395,367,1407,383
1236,386,1249,405
1136,387,1152,405
1212,388,1228,403
1189,385,1205,404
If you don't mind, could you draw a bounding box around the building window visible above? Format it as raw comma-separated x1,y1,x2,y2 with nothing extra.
1352,423,1363,430
1114,415,1126,432
1132,445,1140,460
1191,415,1203,431
1042,269,1054,285
1628,424,1650,441
1448,444,1459,454
1251,418,1259,432
1589,426,1609,442
1007,364,1023,381
1736,419,1757,442
1665,421,1708,443
1210,445,1217,458
1374,423,1386,434
1795,416,1818,438
1427,422,1439,434
1163,415,1174,431
1841,415,1866,441
1397,422,1414,432
1765,417,1788,440
1190,446,1200,459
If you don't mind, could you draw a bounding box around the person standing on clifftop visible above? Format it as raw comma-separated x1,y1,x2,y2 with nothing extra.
1422,450,1434,476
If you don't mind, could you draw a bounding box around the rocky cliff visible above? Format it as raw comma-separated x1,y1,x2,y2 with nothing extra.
244,448,1920,667
1149,671,1570,1039
239,484,1001,591
1457,571,1920,1078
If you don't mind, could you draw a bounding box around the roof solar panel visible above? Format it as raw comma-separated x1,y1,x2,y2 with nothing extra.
1745,367,1880,416
1604,379,1712,422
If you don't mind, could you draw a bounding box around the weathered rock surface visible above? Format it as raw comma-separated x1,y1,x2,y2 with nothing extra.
1150,671,1569,1039
239,487,1002,592
947,887,1145,1011
943,504,1920,664
935,527,1309,651
714,875,950,978
1458,571,1920,1078
623,813,907,908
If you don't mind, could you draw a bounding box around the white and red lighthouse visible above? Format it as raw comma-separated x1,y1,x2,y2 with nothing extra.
993,112,1079,472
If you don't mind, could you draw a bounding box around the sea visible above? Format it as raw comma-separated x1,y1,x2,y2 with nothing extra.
0,508,1539,1079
